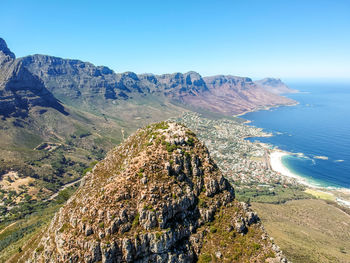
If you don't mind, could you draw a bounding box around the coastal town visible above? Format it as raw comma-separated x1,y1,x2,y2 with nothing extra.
173,112,350,207
173,112,299,188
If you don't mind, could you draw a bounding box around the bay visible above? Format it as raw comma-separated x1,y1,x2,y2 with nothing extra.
243,81,350,189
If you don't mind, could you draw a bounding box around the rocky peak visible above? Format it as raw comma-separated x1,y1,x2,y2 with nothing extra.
184,71,206,87
203,75,253,88
157,71,208,97
0,38,16,65
28,122,287,263
255,78,298,94
0,40,67,118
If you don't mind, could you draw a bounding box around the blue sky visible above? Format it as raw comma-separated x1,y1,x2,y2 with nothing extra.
1,0,349,79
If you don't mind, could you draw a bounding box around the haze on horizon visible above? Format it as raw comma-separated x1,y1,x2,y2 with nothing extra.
1,0,349,80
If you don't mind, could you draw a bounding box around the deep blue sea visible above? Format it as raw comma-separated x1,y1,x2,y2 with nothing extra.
243,82,350,189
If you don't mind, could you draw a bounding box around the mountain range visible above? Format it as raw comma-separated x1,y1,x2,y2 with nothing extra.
0,37,295,262
0,37,296,209
1,37,296,132
20,53,295,118
0,36,296,215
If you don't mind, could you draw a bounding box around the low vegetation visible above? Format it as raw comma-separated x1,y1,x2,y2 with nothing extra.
197,204,276,262
252,199,350,263
0,204,60,263
234,183,313,204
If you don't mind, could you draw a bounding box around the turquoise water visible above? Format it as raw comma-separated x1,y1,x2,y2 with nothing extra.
243,82,350,189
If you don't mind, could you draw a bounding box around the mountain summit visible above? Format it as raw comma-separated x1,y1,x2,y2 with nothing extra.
28,122,287,263
0,38,67,118
255,78,298,95
0,38,15,63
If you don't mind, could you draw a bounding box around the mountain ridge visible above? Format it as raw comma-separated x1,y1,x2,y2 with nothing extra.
255,78,298,95
19,52,295,117
0,42,67,118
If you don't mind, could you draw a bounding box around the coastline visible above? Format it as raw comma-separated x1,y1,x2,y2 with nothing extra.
269,150,312,187
269,149,350,208
236,100,350,209
234,101,299,118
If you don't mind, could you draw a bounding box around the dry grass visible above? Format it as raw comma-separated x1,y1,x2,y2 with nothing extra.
304,188,336,201
0,172,34,192
252,199,350,263
0,205,58,262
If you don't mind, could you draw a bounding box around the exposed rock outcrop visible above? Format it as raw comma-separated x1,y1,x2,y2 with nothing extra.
0,38,67,118
28,122,288,262
20,53,295,116
0,38,15,64
1,37,295,119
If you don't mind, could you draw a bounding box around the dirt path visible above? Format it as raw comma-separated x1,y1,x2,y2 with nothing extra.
0,221,16,235
46,178,82,201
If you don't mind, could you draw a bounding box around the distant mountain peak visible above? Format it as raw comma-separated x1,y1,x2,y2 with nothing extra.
0,38,15,58
0,38,16,64
255,78,298,94
0,38,67,118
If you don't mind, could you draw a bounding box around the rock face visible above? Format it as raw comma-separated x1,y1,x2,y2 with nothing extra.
20,55,146,103
28,122,287,262
200,75,295,114
0,38,67,118
255,78,298,95
1,37,295,118
0,38,15,64
21,53,295,116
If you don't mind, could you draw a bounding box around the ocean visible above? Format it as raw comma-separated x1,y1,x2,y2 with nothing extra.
243,81,350,189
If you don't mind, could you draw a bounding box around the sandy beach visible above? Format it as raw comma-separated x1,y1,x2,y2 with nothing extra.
269,150,350,208
269,150,314,187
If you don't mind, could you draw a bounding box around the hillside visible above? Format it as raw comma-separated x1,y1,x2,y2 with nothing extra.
0,39,66,118
255,78,298,95
25,122,287,262
252,199,350,263
0,39,127,221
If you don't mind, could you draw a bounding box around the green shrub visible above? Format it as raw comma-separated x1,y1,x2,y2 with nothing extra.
198,199,207,208
166,143,177,153
155,231,162,240
252,243,261,250
36,245,44,253
187,137,195,146
199,253,212,263
132,213,140,227
210,226,217,233
143,204,153,211
59,223,69,233
153,122,169,130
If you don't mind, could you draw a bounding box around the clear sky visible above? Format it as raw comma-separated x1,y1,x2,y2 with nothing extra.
1,0,349,79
